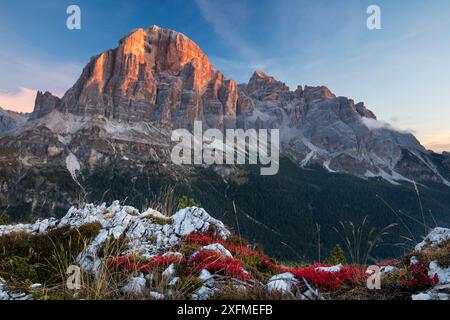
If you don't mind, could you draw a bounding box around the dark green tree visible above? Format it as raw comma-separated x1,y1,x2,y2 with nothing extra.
0,213,10,226
177,196,199,210
326,244,347,265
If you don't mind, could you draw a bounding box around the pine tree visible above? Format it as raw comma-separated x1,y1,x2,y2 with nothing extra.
177,196,199,210
0,213,10,226
326,244,347,265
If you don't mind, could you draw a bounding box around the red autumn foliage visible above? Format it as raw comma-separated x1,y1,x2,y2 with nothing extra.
185,232,280,273
377,260,399,267
185,232,214,246
401,261,439,291
190,250,252,281
108,231,440,294
283,264,366,291
185,232,366,290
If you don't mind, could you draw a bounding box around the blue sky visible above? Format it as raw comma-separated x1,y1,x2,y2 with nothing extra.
1,0,450,151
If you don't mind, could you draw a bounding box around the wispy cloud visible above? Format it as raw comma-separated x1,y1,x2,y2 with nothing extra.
209,56,275,83
0,51,81,97
361,117,416,135
195,0,258,60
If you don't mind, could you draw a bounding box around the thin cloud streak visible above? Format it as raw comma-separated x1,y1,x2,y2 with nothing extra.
0,51,81,97
195,0,258,59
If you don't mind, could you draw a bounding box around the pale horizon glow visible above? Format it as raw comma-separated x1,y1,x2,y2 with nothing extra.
420,132,450,153
0,87,37,113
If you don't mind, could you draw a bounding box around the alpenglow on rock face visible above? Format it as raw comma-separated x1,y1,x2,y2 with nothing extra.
57,26,238,130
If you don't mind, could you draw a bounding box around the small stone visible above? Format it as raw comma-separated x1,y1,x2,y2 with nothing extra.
148,291,165,300
162,264,176,278
267,273,299,294
121,276,146,295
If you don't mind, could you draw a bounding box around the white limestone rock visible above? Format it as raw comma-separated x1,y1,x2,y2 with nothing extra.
267,273,299,294
121,275,147,295
415,228,450,252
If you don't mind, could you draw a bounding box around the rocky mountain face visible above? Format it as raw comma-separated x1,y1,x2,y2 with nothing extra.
0,107,28,134
0,26,449,260
8,26,445,186
236,71,446,185
29,91,61,121
57,26,237,130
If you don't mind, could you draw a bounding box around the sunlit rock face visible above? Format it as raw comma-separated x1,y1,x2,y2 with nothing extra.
57,26,238,130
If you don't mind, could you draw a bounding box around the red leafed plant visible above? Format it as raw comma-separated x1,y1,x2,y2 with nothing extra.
189,250,252,281
284,264,366,291
185,232,215,246
400,261,439,292
185,232,279,273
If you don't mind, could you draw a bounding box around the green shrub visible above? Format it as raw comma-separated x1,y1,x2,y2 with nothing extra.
0,222,101,284
177,196,199,210
0,256,39,283
237,253,278,283
325,244,347,265
0,213,10,226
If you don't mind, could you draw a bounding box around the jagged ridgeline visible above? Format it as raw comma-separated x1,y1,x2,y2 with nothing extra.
1,26,450,261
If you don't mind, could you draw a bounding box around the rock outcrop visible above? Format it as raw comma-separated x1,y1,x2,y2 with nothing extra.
411,227,450,300
29,91,60,121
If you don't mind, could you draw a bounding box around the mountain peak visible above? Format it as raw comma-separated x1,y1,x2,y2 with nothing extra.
247,71,290,97
252,71,271,79
57,25,236,129
148,24,161,31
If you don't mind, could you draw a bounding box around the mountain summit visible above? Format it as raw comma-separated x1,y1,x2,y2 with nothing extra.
35,26,237,130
